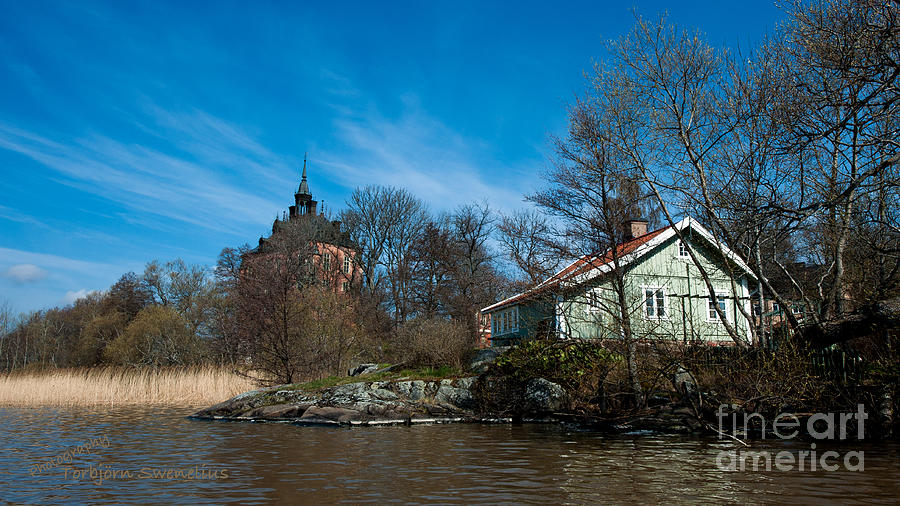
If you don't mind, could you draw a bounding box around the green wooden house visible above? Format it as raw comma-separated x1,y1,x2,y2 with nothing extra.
483,217,756,347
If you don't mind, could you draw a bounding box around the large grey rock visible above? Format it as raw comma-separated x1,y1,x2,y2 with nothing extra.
524,378,567,413
435,383,474,410
455,377,476,390
369,387,399,401
672,365,697,396
468,348,502,373
192,385,282,418
242,403,312,419
348,363,380,377
329,382,371,403
300,406,362,422
397,380,427,401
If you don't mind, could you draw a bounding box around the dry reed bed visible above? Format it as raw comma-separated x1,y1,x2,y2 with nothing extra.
0,366,257,407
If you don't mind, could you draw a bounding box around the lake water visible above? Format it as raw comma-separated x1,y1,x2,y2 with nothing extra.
1,405,898,504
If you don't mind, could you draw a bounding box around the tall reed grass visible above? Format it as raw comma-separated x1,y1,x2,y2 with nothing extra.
0,366,257,407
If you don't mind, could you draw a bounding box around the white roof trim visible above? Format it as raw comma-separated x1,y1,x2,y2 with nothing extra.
571,217,755,284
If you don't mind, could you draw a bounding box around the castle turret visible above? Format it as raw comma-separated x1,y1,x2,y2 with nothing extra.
291,153,318,217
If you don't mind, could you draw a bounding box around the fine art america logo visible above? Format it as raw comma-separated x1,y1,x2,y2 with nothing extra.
715,404,867,472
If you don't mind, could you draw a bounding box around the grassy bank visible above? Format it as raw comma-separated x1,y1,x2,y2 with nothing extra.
0,366,257,407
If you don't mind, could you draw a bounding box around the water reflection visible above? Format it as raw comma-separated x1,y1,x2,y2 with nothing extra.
1,406,897,503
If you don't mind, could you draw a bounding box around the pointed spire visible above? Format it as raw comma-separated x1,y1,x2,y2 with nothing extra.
298,152,310,196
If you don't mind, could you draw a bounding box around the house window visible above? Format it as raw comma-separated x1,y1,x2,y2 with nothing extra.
644,287,666,319
343,256,351,274
791,305,802,315
707,293,727,321
678,240,690,258
494,307,518,335
587,289,600,313
342,281,349,292
323,253,331,271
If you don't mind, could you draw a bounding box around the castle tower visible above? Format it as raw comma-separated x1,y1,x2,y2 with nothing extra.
289,153,317,218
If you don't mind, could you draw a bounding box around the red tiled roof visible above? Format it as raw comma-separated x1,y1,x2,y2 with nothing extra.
483,225,671,312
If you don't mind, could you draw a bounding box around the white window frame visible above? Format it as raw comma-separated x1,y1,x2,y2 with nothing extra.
707,292,728,322
494,307,519,335
323,252,332,271
642,286,668,320
586,288,601,313
343,255,351,274
678,240,690,259
341,281,349,292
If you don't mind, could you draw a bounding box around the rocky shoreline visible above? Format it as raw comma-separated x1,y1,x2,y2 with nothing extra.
193,377,487,426
190,376,705,433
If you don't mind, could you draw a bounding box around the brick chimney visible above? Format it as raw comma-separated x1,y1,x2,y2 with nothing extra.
623,219,648,241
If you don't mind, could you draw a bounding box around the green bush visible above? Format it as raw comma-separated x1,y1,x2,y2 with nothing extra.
493,339,621,390
473,339,621,416
104,305,204,366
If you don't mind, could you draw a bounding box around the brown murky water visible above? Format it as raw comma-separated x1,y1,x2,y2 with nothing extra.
1,406,898,504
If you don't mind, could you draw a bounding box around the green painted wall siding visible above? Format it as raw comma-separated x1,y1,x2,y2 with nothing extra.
560,234,752,343
487,231,754,346
488,232,754,346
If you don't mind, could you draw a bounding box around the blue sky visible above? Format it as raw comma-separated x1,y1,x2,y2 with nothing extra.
0,0,785,313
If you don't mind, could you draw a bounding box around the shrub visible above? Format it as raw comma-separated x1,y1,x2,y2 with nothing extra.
395,317,471,370
493,338,620,390
475,339,622,415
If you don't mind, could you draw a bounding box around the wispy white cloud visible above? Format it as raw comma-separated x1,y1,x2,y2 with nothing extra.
0,246,136,310
0,112,292,235
0,246,133,281
0,204,46,227
1,264,49,284
62,289,97,305
319,100,534,213
320,69,361,98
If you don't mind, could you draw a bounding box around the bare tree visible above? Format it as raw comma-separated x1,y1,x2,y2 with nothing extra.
0,298,17,370
531,99,657,406
444,202,499,341
409,219,454,318
232,215,363,384
341,186,391,291
342,185,428,325
574,2,898,347
142,259,219,338
497,209,563,285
